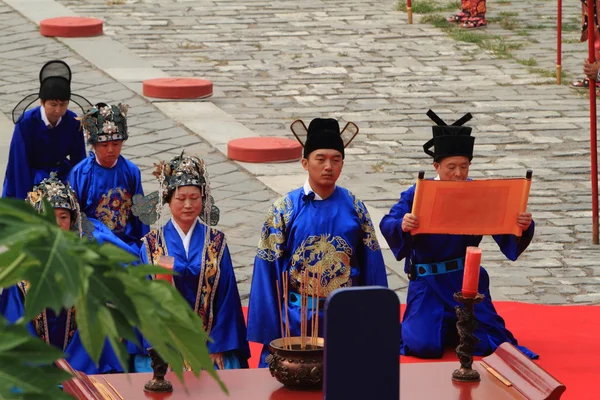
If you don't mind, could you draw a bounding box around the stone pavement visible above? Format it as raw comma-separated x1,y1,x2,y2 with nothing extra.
2,0,600,305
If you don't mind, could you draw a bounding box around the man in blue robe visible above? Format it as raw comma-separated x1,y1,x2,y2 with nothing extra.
0,174,139,374
69,103,148,251
2,60,90,199
379,110,538,359
247,118,389,368
135,152,250,371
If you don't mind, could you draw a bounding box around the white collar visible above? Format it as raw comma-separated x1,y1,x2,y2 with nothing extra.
434,175,440,181
95,154,119,169
171,217,199,258
40,105,62,128
303,179,324,201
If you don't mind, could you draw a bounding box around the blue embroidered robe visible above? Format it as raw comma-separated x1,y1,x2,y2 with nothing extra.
379,184,538,359
247,186,389,367
0,217,138,374
69,153,148,250
2,108,85,199
138,220,250,370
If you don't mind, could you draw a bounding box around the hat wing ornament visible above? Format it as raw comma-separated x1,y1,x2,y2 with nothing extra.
11,93,93,124
340,121,359,148
291,119,359,149
12,60,93,123
79,213,96,241
206,195,220,226
290,119,309,147
132,192,161,226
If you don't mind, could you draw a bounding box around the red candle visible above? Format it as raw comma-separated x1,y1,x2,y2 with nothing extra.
156,255,175,283
462,247,482,298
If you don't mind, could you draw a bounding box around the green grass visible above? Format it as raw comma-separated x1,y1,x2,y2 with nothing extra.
528,67,565,80
418,11,577,83
500,15,518,30
421,14,451,28
562,23,579,32
396,0,459,13
449,29,496,44
421,13,523,58
563,38,581,44
498,11,519,17
516,57,537,67
525,24,547,30
177,41,206,50
481,38,523,58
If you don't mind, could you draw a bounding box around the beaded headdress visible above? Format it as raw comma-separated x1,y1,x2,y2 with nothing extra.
132,152,220,227
25,173,85,237
81,102,129,145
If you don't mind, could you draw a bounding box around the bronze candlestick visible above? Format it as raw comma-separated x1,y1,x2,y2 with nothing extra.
144,348,173,393
452,292,485,382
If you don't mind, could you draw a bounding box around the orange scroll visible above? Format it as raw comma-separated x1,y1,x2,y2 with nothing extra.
410,176,532,236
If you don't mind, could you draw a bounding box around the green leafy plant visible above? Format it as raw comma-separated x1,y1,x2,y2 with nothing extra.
0,198,225,398
396,0,458,14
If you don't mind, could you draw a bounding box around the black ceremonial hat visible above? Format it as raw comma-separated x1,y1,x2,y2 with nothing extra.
423,109,475,162
303,118,345,159
290,118,360,159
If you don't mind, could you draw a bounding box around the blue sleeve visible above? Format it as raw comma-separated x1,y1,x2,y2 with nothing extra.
68,160,87,206
139,242,149,265
2,123,33,199
121,241,152,357
92,218,139,257
70,117,86,167
0,285,25,323
0,285,37,338
131,167,149,242
247,199,289,346
206,243,250,366
354,198,388,287
379,185,416,262
492,220,535,261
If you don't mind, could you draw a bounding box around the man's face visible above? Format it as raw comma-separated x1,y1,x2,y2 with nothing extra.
434,156,471,181
54,208,72,231
94,140,123,168
301,149,344,187
41,99,69,126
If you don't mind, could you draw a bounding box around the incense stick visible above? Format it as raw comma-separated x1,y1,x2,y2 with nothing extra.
276,278,285,348
310,272,319,347
301,270,305,350
314,266,321,346
283,272,291,349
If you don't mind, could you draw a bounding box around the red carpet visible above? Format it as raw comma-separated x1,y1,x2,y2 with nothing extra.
242,302,600,399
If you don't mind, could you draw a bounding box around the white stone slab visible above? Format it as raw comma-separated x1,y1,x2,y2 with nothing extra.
154,102,248,146
0,111,14,187
155,102,235,123
3,0,75,24
62,37,161,71
5,0,170,92
255,174,305,195
236,160,302,177
104,68,170,82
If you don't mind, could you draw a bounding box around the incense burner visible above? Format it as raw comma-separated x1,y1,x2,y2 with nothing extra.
266,337,324,390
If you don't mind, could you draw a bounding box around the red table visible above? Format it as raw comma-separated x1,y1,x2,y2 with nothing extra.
80,361,525,400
